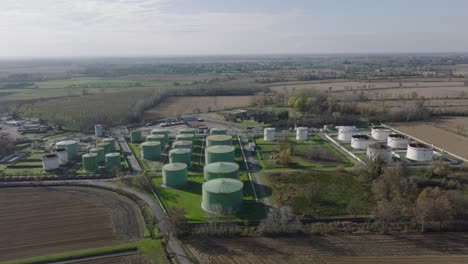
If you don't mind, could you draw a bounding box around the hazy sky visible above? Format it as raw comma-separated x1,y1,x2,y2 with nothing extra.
1,0,468,57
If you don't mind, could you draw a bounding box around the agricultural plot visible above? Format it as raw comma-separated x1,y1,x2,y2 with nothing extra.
0,187,145,262
261,170,372,217
143,96,255,119
187,234,468,264
255,136,353,169
391,122,468,160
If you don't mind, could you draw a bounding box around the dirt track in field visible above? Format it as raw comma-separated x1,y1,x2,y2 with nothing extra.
187,234,468,264
0,187,145,262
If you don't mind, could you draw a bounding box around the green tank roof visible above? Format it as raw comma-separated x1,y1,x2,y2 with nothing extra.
206,135,232,147
204,162,239,181
203,178,243,193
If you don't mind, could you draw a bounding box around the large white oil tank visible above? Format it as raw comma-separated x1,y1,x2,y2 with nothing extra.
387,134,409,149
367,143,392,163
371,126,392,141
53,148,68,165
42,154,60,171
406,143,433,162
351,135,375,150
337,126,358,142
296,127,308,141
95,124,103,137
264,128,275,141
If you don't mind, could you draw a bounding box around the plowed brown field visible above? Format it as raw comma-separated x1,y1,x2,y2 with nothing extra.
0,187,145,262
188,234,468,264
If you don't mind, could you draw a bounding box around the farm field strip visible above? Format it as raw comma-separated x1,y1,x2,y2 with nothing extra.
0,187,144,262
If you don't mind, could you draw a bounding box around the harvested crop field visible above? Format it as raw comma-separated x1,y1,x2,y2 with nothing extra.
187,234,468,264
390,122,468,160
0,187,145,262
144,96,255,118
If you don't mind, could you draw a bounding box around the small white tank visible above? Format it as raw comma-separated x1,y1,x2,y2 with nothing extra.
351,135,375,150
296,127,308,141
371,126,392,141
95,124,103,137
53,148,68,165
387,134,409,149
42,154,60,171
406,143,433,162
264,128,275,141
367,143,392,163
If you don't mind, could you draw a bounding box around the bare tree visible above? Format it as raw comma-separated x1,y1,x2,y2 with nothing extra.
415,187,453,232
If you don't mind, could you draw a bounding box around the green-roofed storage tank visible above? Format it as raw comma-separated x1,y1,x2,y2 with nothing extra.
206,135,232,147
210,127,228,135
205,145,235,164
82,153,98,172
176,134,195,144
140,141,161,161
102,138,116,152
151,129,170,143
169,148,191,167
131,130,143,143
172,140,193,150
146,134,165,145
105,152,121,171
56,140,79,159
97,142,111,155
162,163,188,188
204,162,239,181
90,147,105,163
202,178,243,214
179,128,197,135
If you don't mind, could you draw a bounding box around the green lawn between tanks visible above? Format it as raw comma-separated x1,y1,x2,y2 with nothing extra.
152,173,264,223
1,239,169,264
259,169,373,217
128,142,151,172
255,136,354,169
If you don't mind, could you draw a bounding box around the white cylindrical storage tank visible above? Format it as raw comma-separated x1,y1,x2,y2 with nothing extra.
264,128,275,141
371,126,392,141
42,154,60,171
95,124,103,137
53,148,68,165
337,126,357,142
351,135,375,150
296,127,308,141
406,143,433,162
367,143,392,163
387,134,409,149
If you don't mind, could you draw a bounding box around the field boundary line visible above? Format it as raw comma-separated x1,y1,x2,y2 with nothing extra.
382,124,468,163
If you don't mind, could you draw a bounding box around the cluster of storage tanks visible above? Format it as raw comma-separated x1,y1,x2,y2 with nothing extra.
41,139,78,172
160,126,244,214
337,125,434,163
82,138,121,172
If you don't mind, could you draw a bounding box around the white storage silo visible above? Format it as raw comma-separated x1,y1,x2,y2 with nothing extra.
351,135,375,150
371,126,392,141
387,134,409,149
367,143,392,163
53,148,68,165
264,128,275,141
42,154,60,171
406,143,433,162
296,127,308,141
95,124,103,137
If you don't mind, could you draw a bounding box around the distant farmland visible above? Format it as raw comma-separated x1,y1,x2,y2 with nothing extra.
144,95,255,118
0,187,144,262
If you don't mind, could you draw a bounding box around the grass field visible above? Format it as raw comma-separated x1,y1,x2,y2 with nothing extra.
187,234,468,264
0,187,145,262
261,170,372,217
144,95,255,118
255,136,353,169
